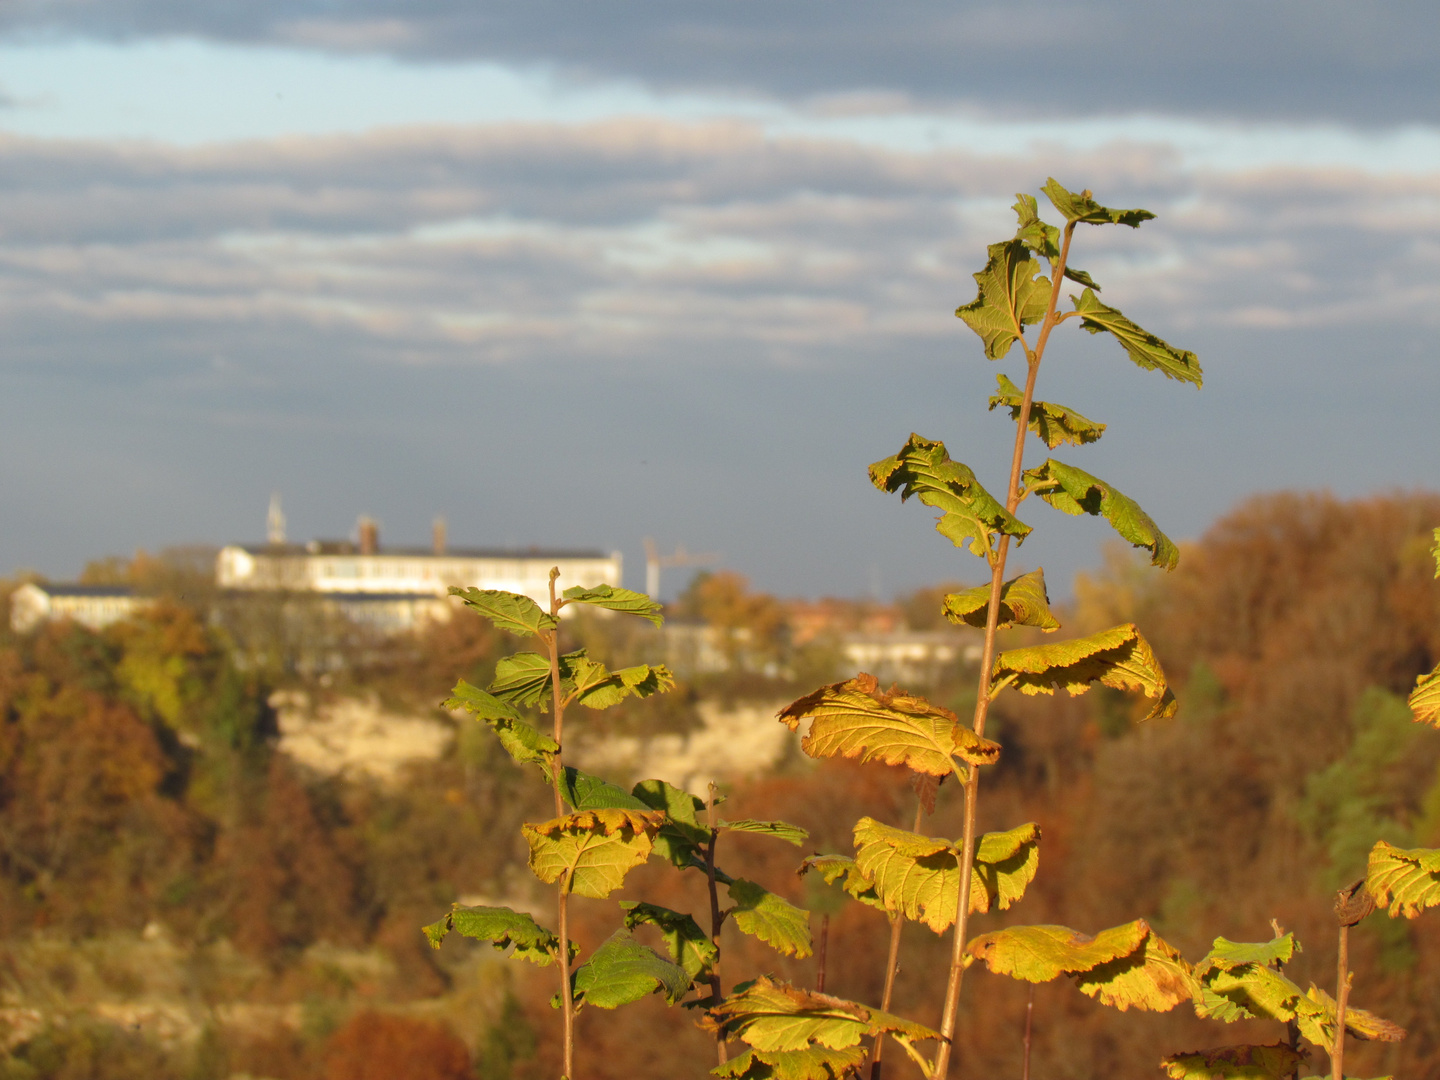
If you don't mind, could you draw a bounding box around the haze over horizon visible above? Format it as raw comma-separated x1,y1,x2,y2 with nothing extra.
2,3,1437,599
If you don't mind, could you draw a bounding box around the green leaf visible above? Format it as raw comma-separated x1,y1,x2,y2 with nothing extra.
632,778,713,869
1200,934,1299,969
562,583,665,626
449,586,557,637
1071,288,1203,385
852,819,1040,934
1366,840,1440,918
565,929,690,1009
574,662,676,710
991,623,1178,721
1041,178,1155,228
562,767,651,811
1022,458,1178,569
955,239,1051,361
988,373,1106,449
523,808,663,898
488,650,674,711
1161,1043,1309,1080
713,1046,868,1080
869,433,1030,558
966,919,1149,983
1011,193,1060,259
620,901,718,982
1197,962,1309,1026
721,819,809,846
1409,665,1440,728
1012,193,1103,288
1193,952,1404,1051
442,678,523,723
421,904,568,966
798,854,884,911
779,673,1000,777
709,977,939,1054
942,567,1061,632
727,879,813,958
632,778,708,831
488,651,559,707
1074,929,1197,1012
444,679,558,767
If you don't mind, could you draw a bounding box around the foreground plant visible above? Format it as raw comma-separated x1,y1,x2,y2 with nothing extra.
423,578,815,1078
1160,530,1440,1080
742,179,1225,1080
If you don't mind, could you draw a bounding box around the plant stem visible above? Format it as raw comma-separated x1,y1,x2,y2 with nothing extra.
1269,919,1301,1080
1332,923,1350,1080
816,914,830,992
930,221,1077,1080
870,800,925,1080
706,782,728,1066
546,568,574,1080
1021,983,1034,1080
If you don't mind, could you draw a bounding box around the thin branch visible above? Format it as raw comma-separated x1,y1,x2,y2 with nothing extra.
547,567,575,1080
988,673,1020,702
1021,983,1035,1080
870,800,926,1080
930,218,1077,1080
1332,924,1350,1080
706,782,728,1067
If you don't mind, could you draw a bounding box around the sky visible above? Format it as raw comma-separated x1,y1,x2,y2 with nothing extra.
1,3,1438,600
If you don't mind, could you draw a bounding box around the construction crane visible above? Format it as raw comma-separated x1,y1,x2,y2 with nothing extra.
643,538,720,600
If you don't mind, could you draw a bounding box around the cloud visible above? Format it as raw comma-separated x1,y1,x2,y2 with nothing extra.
0,121,1436,379
2,114,1438,593
1,1,1438,125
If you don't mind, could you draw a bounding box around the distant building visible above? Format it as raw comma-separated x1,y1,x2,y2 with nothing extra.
840,631,979,687
216,516,623,611
9,583,150,633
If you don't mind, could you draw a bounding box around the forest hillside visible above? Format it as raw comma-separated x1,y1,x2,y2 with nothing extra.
0,489,1437,1080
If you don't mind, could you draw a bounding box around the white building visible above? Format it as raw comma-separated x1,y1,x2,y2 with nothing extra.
9,583,150,633
840,631,979,687
216,517,623,609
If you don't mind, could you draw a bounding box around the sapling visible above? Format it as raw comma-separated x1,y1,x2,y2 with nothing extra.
423,575,820,1080
724,179,1222,1080
1161,530,1440,1080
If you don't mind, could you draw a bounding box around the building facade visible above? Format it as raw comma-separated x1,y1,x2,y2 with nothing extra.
9,583,150,633
216,519,623,609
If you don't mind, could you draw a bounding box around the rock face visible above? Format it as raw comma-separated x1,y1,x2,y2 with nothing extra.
569,699,793,796
269,690,792,794
271,690,453,783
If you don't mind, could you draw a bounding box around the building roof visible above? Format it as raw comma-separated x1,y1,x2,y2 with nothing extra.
229,543,612,560
28,583,136,598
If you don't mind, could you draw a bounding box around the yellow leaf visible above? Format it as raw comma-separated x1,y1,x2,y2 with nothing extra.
1409,665,1440,728
1161,1043,1307,1080
522,808,663,898
992,623,1177,720
1074,930,1197,1012
942,568,1061,632
778,673,999,777
852,819,1040,934
966,919,1149,983
1366,840,1440,918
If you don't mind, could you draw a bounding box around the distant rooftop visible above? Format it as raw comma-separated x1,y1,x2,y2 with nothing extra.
27,583,135,598
232,542,610,559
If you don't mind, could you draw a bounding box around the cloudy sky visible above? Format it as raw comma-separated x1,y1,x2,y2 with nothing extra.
2,3,1437,599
